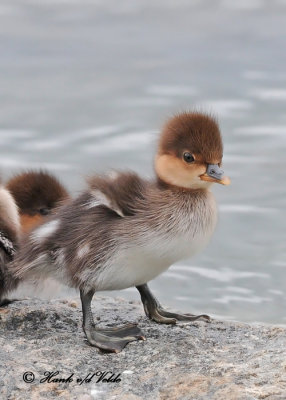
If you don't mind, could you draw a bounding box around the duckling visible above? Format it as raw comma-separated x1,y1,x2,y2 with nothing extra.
4,111,230,353
6,171,69,234
0,183,20,305
0,171,70,305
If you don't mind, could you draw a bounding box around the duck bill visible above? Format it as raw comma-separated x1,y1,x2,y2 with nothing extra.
200,174,231,186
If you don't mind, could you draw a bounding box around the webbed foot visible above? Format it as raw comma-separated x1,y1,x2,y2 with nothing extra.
136,283,210,324
83,323,146,353
145,306,210,324
80,289,146,353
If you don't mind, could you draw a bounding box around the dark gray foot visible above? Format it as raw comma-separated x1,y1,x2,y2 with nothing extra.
99,323,146,338
136,283,210,324
80,289,145,353
84,324,146,353
146,306,210,324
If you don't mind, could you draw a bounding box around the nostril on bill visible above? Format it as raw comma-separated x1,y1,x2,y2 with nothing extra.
207,164,224,179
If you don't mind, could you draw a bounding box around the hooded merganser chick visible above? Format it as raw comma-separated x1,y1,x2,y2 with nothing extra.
6,171,69,234
5,111,230,353
0,184,20,305
1,171,69,305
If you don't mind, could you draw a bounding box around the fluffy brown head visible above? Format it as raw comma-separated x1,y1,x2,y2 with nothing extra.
155,112,229,190
6,171,69,233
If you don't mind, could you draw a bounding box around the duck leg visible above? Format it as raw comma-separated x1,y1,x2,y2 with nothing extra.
80,289,146,353
136,283,210,324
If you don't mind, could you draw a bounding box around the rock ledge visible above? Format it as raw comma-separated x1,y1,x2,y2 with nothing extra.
1,297,286,400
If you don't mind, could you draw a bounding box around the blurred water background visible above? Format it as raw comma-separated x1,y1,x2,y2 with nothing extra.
1,0,286,324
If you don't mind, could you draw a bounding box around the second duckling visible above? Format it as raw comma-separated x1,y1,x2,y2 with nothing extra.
6,170,69,234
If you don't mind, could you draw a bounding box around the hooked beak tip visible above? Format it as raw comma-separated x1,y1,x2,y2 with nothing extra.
219,176,231,185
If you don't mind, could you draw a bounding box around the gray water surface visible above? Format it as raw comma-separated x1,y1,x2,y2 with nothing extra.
1,0,286,324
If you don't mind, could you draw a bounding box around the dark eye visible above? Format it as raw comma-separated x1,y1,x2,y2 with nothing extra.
38,208,50,216
183,152,195,163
